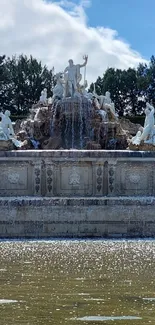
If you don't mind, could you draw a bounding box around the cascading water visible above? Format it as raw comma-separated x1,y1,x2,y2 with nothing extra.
71,102,75,148
79,98,83,149
50,100,58,137
83,98,93,143
50,96,94,149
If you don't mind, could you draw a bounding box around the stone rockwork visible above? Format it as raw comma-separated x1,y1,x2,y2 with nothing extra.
119,117,141,135
0,140,14,151
13,98,134,151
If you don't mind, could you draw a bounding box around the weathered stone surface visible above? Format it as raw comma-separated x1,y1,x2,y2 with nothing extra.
0,140,14,151
0,149,155,197
119,117,141,135
128,142,155,151
85,141,101,150
0,197,155,238
13,99,136,151
0,149,155,238
41,136,62,149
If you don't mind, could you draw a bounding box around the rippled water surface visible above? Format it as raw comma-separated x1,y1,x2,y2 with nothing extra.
0,240,155,324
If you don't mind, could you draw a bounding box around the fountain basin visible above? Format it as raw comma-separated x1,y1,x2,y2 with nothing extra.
0,149,155,238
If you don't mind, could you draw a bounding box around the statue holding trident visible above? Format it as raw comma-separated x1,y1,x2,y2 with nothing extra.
64,55,88,97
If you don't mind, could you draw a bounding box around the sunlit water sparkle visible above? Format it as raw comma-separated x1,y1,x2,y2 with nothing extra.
0,239,155,324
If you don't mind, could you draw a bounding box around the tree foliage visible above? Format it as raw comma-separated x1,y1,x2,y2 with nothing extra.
90,56,155,116
1,54,155,117
0,54,54,115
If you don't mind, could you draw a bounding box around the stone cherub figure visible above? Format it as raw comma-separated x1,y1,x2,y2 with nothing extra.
64,55,88,97
0,110,22,147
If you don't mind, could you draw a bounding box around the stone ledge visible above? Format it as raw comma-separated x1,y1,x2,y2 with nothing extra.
1,149,155,158
0,196,155,206
0,197,155,238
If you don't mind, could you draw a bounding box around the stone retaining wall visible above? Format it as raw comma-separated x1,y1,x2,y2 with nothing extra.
0,150,155,238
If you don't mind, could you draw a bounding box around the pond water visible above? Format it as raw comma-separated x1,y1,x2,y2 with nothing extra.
0,240,155,325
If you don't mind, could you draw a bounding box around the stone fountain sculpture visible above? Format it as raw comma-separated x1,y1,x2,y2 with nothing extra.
93,85,118,122
64,55,88,98
52,73,64,100
39,88,47,105
129,102,155,150
0,110,23,149
6,56,135,151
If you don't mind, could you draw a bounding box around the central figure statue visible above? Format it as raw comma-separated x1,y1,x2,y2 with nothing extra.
64,55,88,97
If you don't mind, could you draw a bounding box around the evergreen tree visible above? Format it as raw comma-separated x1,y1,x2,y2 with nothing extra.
3,54,54,115
0,55,11,111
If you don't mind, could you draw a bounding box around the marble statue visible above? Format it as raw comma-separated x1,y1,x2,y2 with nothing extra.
92,84,104,109
0,125,8,140
102,91,118,120
78,80,93,100
64,55,88,97
131,102,155,145
48,97,52,105
104,92,116,113
93,86,117,121
53,73,64,100
0,110,15,138
39,88,47,105
0,110,22,147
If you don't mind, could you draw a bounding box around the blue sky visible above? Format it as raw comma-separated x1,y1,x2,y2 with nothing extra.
0,0,149,83
86,0,155,59
55,0,155,60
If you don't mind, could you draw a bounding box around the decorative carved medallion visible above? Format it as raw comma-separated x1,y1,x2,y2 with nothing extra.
8,173,20,184
69,167,80,186
128,174,140,184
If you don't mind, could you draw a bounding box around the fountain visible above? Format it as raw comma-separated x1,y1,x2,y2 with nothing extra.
5,56,128,151
0,56,155,238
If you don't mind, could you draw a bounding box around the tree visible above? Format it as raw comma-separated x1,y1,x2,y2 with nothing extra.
145,56,155,105
1,54,54,115
90,66,148,116
0,55,11,111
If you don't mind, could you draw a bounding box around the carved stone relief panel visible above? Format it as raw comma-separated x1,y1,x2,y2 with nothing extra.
45,163,54,196
33,162,42,196
115,161,153,196
94,165,104,195
108,161,116,196
0,162,29,196
55,162,93,196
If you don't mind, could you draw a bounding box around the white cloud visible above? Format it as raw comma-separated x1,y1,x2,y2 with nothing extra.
0,0,147,84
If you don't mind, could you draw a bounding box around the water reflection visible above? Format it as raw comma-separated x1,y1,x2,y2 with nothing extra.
0,240,155,324
0,299,18,304
74,316,142,321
